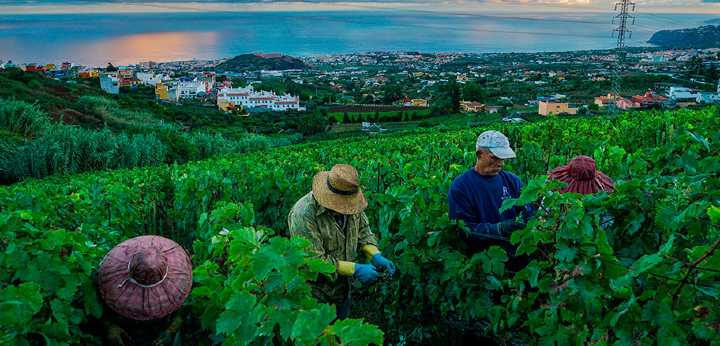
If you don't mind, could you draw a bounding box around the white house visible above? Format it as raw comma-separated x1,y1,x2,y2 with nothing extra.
697,92,720,104
668,86,700,102
135,72,166,86
217,85,304,112
100,73,120,94
168,78,214,100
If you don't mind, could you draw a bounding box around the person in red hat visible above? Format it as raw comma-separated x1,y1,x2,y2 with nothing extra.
94,235,193,345
547,156,615,195
547,156,616,231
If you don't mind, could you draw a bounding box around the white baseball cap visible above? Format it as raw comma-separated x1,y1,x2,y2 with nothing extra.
475,130,516,159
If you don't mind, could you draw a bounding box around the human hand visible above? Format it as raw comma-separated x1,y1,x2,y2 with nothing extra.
371,253,396,277
354,263,380,286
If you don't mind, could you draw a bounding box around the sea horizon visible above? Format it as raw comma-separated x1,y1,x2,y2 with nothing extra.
1,10,717,67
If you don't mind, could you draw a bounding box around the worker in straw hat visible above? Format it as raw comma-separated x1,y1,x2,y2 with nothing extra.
95,235,193,345
288,164,396,320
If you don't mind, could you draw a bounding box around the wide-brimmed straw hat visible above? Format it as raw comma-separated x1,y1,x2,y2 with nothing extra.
98,235,193,321
548,156,615,194
312,164,368,215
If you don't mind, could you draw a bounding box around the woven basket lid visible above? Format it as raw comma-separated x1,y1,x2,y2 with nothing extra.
98,235,193,321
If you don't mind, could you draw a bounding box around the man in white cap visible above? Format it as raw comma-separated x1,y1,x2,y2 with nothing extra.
448,130,533,257
288,164,396,319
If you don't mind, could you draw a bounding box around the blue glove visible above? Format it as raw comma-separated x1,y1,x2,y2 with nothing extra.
371,253,396,277
354,263,380,286
497,219,525,237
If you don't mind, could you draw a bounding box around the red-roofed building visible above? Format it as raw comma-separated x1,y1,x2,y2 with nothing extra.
594,93,619,107
24,64,45,73
631,91,667,108
615,97,639,110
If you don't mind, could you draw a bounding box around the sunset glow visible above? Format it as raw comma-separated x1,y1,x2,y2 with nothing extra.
80,31,219,65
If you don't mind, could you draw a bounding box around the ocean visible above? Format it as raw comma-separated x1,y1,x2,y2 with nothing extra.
0,10,716,66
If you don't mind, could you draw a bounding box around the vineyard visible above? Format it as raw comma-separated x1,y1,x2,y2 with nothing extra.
1,106,719,344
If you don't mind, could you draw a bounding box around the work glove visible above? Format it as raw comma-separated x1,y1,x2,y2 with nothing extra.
354,263,380,286
371,253,396,277
497,219,525,237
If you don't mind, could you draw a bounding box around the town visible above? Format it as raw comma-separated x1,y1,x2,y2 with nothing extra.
2,47,719,129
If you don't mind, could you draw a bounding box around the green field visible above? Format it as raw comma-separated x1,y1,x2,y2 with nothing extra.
1,107,719,344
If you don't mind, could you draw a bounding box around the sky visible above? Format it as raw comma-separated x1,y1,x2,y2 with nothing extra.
0,0,718,14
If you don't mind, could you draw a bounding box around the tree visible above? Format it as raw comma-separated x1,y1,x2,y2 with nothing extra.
381,84,403,104
448,80,461,113
686,56,703,77
434,80,461,114
462,82,485,102
296,110,328,136
705,64,719,81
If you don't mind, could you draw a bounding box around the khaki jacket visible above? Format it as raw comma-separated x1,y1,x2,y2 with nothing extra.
288,192,378,303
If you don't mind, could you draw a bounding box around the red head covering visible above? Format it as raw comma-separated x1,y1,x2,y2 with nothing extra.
548,156,615,194
98,236,192,321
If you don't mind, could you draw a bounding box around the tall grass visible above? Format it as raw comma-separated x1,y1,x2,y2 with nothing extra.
0,125,167,181
78,95,180,132
0,98,275,183
0,100,49,137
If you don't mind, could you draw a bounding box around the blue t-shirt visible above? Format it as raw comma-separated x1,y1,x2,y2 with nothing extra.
448,169,529,249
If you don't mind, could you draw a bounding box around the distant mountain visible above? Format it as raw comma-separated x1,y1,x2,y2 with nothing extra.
648,25,720,49
216,53,308,72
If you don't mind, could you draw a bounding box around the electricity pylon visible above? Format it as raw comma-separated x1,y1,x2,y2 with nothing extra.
610,0,636,114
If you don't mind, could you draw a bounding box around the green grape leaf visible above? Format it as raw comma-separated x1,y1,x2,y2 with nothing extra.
327,318,384,346
290,305,336,345
708,205,720,225
305,258,336,274
556,246,577,262
611,235,675,292
595,230,613,255
0,282,43,333
216,291,262,342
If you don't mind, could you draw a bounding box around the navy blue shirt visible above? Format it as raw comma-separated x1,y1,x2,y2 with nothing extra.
448,169,530,250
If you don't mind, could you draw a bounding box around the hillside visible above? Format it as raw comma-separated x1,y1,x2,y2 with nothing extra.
648,25,720,49
215,53,309,71
0,68,106,126
0,71,284,184
0,69,244,130
1,107,719,344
